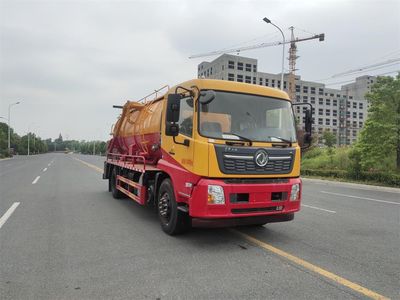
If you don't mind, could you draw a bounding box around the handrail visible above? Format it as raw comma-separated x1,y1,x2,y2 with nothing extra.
138,85,169,103
107,153,147,171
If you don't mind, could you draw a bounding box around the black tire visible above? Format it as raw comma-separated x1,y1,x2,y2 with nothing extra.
110,168,124,199
157,178,191,235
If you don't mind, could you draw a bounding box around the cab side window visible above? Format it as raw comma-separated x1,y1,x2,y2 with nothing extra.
178,97,194,137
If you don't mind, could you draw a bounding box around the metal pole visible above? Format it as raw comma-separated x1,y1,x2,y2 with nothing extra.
263,18,285,90
7,102,20,155
28,132,30,156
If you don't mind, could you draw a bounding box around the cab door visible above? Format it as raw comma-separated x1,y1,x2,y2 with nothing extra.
162,96,195,173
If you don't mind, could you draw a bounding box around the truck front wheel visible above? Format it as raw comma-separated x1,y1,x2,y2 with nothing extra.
158,178,190,235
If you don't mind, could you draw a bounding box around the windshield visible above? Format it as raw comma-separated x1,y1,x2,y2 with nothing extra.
199,91,297,142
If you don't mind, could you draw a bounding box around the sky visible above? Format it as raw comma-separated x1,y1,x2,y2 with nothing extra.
0,0,399,141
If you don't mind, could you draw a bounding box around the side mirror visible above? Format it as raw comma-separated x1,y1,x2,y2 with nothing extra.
303,133,312,146
165,122,179,136
305,108,312,134
166,94,181,123
199,90,216,104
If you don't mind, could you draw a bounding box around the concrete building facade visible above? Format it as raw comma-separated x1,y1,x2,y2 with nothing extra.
198,54,376,145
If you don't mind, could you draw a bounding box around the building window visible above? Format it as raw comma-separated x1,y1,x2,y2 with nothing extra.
359,112,363,119
265,79,269,86
303,96,308,101
353,102,357,109
252,77,256,84
349,96,353,99
359,121,363,127
284,81,287,89
278,80,281,87
237,74,243,82
353,112,357,118
245,64,251,72
333,119,337,126
245,76,251,83
228,61,234,69
318,109,323,115
259,78,263,85
346,111,350,117
303,86,308,93
311,87,316,94
228,73,235,81
271,79,275,87
353,130,357,136
333,110,337,117
237,62,243,70
333,99,337,106
326,109,331,116
359,103,363,109
253,65,257,72
318,88,324,95
318,98,323,105
347,102,351,108
326,99,331,106
296,85,300,93
326,119,330,125
318,118,323,125
353,121,357,127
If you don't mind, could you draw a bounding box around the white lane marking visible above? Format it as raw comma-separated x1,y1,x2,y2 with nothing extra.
43,168,47,172
321,191,400,205
32,176,40,184
302,204,336,214
0,202,20,229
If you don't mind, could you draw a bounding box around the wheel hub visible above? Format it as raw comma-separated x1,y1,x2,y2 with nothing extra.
159,193,171,222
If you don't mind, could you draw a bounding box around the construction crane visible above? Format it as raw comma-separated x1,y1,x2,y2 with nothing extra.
189,27,325,100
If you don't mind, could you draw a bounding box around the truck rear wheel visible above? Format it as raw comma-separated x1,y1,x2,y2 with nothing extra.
110,168,124,199
157,178,190,235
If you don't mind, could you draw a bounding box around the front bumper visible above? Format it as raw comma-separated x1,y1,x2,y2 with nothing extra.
189,177,301,219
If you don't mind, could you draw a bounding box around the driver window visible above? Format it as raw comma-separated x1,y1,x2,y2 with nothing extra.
178,97,193,137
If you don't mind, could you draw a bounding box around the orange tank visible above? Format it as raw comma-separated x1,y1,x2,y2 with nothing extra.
108,99,164,164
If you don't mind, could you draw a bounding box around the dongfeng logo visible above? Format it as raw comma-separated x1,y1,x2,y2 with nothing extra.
255,150,269,167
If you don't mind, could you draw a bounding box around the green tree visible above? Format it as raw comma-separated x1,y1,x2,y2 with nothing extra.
322,130,336,148
356,74,400,171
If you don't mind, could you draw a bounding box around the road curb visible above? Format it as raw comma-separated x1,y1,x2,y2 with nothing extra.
301,177,400,193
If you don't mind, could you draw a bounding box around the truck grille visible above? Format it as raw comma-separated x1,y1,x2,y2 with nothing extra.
214,145,295,175
224,156,292,173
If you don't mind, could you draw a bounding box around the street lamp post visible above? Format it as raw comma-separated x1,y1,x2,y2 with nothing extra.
263,17,285,90
28,132,30,156
8,101,21,155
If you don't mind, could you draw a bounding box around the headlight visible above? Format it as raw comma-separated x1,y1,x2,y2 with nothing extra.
290,183,300,201
208,185,225,204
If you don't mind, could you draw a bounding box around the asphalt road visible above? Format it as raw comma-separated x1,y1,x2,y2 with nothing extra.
0,153,399,300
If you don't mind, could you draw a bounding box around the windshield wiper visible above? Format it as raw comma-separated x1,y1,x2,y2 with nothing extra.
267,136,293,146
223,132,253,145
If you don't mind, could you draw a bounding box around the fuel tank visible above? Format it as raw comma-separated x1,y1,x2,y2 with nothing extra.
107,99,164,164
